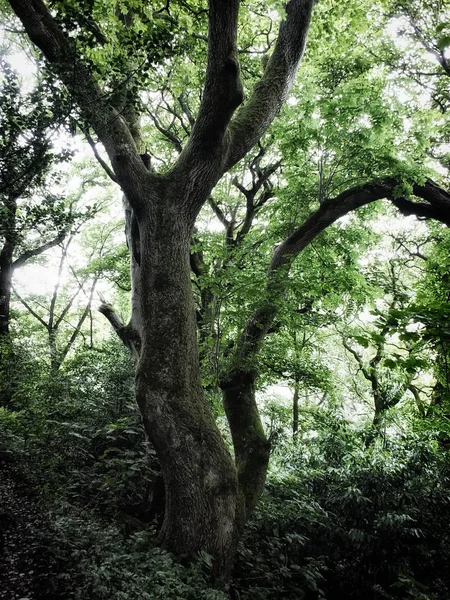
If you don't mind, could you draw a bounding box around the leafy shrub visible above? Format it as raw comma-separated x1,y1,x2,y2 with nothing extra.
46,507,228,600
233,412,450,600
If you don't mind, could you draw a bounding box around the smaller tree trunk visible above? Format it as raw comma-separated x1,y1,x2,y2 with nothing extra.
292,382,300,440
0,263,13,337
0,196,16,338
0,248,14,408
221,370,271,518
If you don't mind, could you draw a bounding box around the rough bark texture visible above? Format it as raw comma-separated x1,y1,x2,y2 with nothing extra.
134,193,243,577
221,371,271,518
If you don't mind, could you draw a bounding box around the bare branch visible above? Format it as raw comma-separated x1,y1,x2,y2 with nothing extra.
178,94,196,127
84,131,118,183
342,339,371,382
12,232,65,269
208,196,231,228
147,110,183,153
99,301,140,358
12,286,48,328
59,278,98,364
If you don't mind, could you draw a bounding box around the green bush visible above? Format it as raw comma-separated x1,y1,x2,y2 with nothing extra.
46,507,227,600
233,413,450,600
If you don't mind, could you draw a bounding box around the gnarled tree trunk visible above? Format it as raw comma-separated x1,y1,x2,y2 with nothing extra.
134,195,243,574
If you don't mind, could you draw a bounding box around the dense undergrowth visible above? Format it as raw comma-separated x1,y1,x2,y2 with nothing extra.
1,340,450,599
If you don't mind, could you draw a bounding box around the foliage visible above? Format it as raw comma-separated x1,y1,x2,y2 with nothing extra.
45,508,227,600
233,412,450,600
1,0,450,595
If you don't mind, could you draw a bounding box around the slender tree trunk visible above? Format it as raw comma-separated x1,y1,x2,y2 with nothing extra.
48,327,59,373
221,371,271,517
0,261,14,407
0,220,15,407
365,394,385,447
0,195,17,338
292,382,300,440
134,194,243,578
0,262,13,337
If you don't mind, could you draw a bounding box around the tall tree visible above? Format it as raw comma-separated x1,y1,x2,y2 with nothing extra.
6,0,450,580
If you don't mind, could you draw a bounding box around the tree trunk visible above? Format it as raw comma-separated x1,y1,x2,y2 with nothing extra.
133,193,243,578
0,246,14,408
0,195,17,338
293,382,300,440
221,370,271,518
365,396,385,447
0,262,13,337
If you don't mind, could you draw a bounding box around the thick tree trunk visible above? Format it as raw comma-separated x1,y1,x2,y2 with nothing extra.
134,193,243,578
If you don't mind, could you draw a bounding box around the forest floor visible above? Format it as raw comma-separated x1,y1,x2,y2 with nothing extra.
0,460,66,600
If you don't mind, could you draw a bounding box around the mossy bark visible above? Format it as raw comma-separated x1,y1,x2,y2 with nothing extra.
221,374,271,518
132,190,244,577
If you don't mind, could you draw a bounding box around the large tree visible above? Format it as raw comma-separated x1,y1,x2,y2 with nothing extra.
6,0,450,580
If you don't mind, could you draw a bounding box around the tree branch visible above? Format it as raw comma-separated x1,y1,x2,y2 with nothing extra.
170,0,243,210
58,278,98,366
208,196,231,228
12,286,48,328
228,177,450,381
84,131,118,183
392,181,450,226
12,232,65,269
98,301,141,358
226,0,316,170
342,339,371,381
8,0,151,211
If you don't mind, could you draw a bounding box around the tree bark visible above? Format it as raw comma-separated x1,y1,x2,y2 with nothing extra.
221,370,271,518
133,193,243,578
0,260,13,337
11,0,450,583
293,383,300,439
0,253,14,407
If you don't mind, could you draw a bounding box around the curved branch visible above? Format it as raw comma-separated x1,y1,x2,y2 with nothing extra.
99,302,141,359
226,0,316,170
12,286,48,328
342,339,371,381
12,232,64,269
8,0,151,211
84,131,118,183
228,177,450,384
392,181,450,226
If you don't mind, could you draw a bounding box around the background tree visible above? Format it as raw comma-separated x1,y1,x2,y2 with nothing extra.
0,53,72,338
